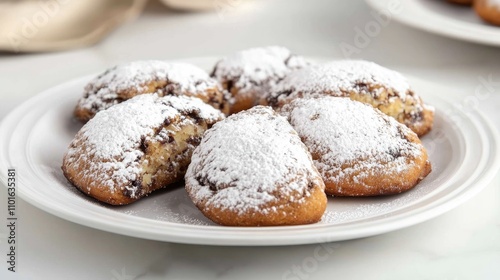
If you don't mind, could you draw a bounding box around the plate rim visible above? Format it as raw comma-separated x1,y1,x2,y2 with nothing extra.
1,59,499,246
364,0,500,47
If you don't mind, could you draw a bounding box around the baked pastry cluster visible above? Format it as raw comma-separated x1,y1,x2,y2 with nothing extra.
74,60,230,122
280,97,431,196
265,60,434,136
211,46,308,114
63,94,224,205
447,0,500,26
185,106,327,226
63,46,433,226
475,0,500,25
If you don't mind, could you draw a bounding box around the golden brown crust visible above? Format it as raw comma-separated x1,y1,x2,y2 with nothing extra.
475,0,500,26
184,106,327,226
281,97,432,197
62,119,216,206
74,61,230,123
63,95,224,205
410,106,435,137
222,81,257,114
62,156,135,205
349,86,434,137
193,180,327,227
74,82,229,122
325,143,431,197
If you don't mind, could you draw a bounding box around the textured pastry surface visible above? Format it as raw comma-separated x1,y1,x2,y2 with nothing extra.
447,0,473,5
63,94,225,205
280,96,432,196
185,106,327,226
211,46,308,114
266,60,434,136
75,61,230,122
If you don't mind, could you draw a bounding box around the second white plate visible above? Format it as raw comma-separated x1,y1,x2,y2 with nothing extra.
365,0,500,47
0,57,499,245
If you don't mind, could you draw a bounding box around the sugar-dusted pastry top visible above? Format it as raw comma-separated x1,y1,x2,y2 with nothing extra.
266,60,434,136
65,94,224,199
281,97,424,190
268,60,412,104
186,106,323,215
76,61,228,120
211,46,308,101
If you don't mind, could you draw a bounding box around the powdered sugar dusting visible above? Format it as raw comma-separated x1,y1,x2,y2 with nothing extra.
79,61,219,112
65,94,224,197
186,106,321,214
282,97,422,187
269,60,412,103
212,46,308,99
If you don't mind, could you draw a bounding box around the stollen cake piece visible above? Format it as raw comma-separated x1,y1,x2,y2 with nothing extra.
75,60,230,122
475,0,500,26
63,94,225,205
211,46,308,114
266,60,434,136
280,96,431,196
185,106,327,226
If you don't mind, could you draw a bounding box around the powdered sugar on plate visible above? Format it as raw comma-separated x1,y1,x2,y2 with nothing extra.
211,46,308,99
185,106,321,214
64,94,224,198
282,97,422,188
78,60,220,112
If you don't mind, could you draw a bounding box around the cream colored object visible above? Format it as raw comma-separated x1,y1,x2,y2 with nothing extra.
0,0,146,52
160,0,215,10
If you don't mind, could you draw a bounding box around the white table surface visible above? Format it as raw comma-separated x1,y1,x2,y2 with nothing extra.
1,0,500,279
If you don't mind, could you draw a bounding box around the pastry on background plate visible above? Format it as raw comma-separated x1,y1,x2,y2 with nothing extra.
280,96,432,196
185,106,327,226
63,94,224,205
266,60,434,136
475,0,500,26
211,46,308,114
74,60,230,122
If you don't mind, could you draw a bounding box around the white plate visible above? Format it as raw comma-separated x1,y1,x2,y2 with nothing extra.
0,57,499,246
365,0,500,47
